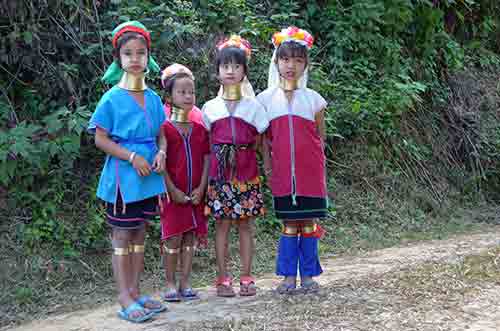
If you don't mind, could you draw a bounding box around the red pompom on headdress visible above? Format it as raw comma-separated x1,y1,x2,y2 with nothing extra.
272,26,314,49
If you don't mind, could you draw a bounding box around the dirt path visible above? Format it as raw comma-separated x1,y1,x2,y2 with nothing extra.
4,229,500,331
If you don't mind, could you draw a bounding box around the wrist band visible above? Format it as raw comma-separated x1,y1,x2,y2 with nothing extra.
128,152,136,163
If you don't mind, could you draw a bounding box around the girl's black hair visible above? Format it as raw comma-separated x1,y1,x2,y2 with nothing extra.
215,46,248,76
275,42,308,63
112,32,149,67
162,72,193,97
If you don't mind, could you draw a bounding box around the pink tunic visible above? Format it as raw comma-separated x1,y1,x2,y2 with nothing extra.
257,87,327,198
160,120,210,240
202,96,269,182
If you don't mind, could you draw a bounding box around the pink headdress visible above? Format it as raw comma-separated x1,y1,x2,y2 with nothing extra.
272,26,314,49
216,35,252,58
161,63,195,88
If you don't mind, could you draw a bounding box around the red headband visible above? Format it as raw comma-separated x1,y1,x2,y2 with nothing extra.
112,26,151,49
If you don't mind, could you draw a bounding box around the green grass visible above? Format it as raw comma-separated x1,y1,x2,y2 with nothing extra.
384,246,500,301
322,214,486,255
2,140,499,328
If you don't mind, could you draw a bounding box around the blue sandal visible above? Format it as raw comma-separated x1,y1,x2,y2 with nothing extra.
117,302,154,323
275,282,297,295
137,295,167,314
162,288,181,302
300,280,320,294
179,287,200,301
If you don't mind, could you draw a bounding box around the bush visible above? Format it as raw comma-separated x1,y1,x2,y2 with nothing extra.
0,0,499,252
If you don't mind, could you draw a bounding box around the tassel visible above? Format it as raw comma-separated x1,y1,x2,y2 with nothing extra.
158,194,164,213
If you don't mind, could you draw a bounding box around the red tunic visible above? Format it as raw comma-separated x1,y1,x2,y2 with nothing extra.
207,117,259,181
257,87,328,198
160,120,210,240
201,96,269,182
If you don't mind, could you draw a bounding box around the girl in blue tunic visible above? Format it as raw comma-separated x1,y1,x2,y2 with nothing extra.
88,21,167,323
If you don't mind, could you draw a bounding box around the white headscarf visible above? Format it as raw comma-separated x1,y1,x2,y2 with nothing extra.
267,26,314,89
268,40,309,90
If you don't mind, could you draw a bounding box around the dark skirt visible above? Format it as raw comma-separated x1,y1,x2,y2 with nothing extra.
273,195,328,220
205,177,265,220
105,194,158,229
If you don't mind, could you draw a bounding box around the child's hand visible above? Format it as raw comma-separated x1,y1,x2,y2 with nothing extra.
152,151,166,173
132,154,152,176
190,186,204,205
171,187,190,204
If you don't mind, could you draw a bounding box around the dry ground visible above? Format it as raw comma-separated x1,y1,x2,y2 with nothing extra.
4,228,500,331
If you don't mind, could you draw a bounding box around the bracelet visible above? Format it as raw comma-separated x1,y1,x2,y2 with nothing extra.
158,150,166,157
128,152,136,163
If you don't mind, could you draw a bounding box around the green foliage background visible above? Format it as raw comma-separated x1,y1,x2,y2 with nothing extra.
0,0,499,254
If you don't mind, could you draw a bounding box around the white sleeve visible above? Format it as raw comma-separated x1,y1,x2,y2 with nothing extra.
201,103,211,131
253,103,269,134
255,93,267,110
255,95,270,133
310,90,327,114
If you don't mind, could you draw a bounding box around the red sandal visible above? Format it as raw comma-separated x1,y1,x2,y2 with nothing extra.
215,276,236,297
239,276,257,296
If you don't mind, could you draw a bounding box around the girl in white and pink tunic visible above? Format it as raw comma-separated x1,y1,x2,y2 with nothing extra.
202,36,269,297
257,26,328,295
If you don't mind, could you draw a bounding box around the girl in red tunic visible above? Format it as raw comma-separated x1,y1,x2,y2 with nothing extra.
160,63,210,301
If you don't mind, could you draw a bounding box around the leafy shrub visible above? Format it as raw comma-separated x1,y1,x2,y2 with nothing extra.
0,0,499,252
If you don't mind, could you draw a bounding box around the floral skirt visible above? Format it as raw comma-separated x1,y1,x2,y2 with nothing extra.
205,177,265,220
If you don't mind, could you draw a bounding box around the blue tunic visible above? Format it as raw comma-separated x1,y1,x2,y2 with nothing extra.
88,86,166,204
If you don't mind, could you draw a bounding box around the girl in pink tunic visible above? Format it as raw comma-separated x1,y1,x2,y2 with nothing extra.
202,36,269,297
159,64,210,301
257,27,328,295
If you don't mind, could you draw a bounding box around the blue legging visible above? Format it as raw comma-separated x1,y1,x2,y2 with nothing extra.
276,235,322,277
